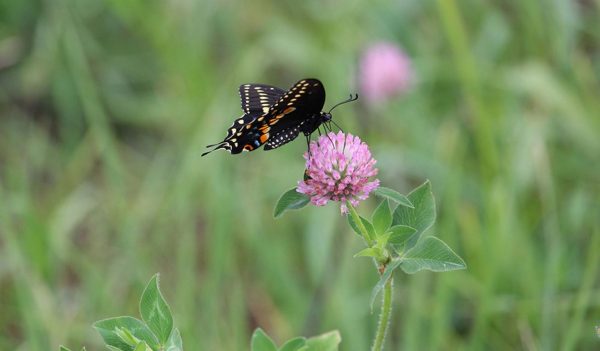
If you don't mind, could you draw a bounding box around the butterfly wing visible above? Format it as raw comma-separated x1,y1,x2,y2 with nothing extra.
202,111,263,155
263,79,325,150
203,84,284,156
239,84,286,114
203,79,325,156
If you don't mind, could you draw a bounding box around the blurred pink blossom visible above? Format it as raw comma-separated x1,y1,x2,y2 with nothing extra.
297,132,380,214
360,42,413,104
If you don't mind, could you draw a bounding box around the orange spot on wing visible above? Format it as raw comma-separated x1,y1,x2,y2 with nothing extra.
260,134,269,143
269,115,283,125
283,107,296,114
243,145,254,151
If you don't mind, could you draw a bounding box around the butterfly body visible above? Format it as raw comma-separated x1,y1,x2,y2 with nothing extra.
203,78,330,156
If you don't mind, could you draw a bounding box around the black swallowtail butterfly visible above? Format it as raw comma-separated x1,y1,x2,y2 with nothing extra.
202,78,357,156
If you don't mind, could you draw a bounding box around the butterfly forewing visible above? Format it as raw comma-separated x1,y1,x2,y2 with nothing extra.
239,84,286,114
263,79,325,150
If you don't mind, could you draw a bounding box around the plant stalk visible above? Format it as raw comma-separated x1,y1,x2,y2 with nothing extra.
371,277,393,351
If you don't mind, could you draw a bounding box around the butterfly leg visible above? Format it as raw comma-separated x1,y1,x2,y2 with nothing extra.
328,120,346,151
330,119,344,134
323,124,335,146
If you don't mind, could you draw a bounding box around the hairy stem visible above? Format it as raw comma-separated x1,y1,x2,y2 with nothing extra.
372,277,393,351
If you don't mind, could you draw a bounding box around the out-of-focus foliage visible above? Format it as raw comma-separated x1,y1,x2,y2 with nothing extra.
0,0,599,350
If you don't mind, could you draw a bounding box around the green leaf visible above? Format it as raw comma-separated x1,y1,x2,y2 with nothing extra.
375,231,392,248
353,247,383,259
251,328,277,351
279,337,307,351
400,237,466,274
391,180,435,249
387,225,418,253
305,331,341,351
274,188,310,218
370,259,402,310
140,274,174,344
133,342,152,351
346,205,374,243
361,217,377,242
59,347,72,351
346,213,362,237
372,200,392,235
373,187,413,208
94,317,158,351
165,328,183,351
115,327,143,347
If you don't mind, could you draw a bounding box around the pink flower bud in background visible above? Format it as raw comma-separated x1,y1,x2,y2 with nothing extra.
359,42,413,104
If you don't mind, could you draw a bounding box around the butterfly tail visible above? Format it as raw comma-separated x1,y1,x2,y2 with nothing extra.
202,142,229,156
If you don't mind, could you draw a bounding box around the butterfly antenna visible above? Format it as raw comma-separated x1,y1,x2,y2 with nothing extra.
327,93,358,113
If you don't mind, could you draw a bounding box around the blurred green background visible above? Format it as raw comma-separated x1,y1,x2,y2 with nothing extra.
1,0,599,350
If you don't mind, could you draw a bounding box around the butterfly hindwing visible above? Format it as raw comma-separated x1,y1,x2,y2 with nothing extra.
202,111,261,155
239,84,286,114
223,112,259,140
263,122,302,150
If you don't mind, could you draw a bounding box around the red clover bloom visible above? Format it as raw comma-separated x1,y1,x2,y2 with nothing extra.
360,41,413,104
297,132,380,214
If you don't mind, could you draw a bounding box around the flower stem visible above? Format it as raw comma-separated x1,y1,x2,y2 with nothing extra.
371,277,393,351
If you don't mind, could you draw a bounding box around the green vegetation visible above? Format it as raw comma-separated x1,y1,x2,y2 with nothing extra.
1,0,599,350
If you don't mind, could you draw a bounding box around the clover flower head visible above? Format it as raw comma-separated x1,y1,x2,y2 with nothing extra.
297,132,380,214
360,41,413,104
